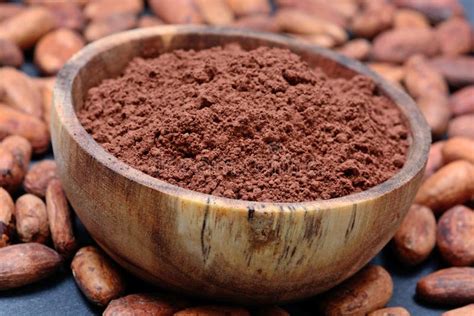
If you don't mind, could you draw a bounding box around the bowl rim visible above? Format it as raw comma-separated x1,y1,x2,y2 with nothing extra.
53,25,431,210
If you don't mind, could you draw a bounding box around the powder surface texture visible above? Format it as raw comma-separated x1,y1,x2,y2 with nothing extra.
78,45,409,202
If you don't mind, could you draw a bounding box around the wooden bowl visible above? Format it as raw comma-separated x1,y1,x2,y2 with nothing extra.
52,26,430,304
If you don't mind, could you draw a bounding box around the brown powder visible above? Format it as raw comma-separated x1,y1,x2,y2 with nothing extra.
78,45,409,202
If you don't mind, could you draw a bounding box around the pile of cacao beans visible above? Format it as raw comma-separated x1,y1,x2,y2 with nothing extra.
0,0,473,315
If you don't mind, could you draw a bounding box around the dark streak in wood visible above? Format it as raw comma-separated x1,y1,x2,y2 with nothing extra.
290,246,297,258
200,197,211,263
345,204,357,241
247,206,255,220
304,211,322,240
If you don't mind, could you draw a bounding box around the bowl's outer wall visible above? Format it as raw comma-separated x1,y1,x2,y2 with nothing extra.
52,26,430,303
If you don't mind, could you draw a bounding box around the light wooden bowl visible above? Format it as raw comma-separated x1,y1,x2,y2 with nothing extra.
52,26,430,304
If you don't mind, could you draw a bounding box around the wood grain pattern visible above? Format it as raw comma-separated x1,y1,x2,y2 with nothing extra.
51,26,430,303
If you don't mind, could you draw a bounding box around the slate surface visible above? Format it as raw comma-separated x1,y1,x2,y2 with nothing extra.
1,1,473,315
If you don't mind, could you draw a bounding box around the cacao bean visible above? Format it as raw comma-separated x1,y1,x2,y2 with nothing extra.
0,3,25,22
275,0,348,27
0,39,23,67
255,306,290,316
0,243,61,290
393,204,436,265
351,4,394,38
104,293,190,316
0,145,25,193
404,55,448,99
394,9,430,29
437,205,474,266
416,92,451,138
393,0,464,23
447,114,474,139
0,188,14,248
34,28,85,75
436,17,472,56
195,0,234,26
337,39,371,61
0,7,56,49
226,0,271,16
84,0,143,20
1,135,31,174
0,112,39,151
449,85,474,116
430,56,474,87
275,9,347,44
175,306,250,316
149,0,203,24
71,246,126,306
24,160,58,198
371,28,438,63
137,15,163,28
368,307,411,316
415,160,474,214
368,62,406,85
0,67,43,118
425,141,445,180
318,265,393,315
43,3,85,32
443,304,474,316
231,15,279,33
84,13,137,42
442,137,474,165
46,179,77,258
15,194,49,244
417,267,474,305
294,34,336,48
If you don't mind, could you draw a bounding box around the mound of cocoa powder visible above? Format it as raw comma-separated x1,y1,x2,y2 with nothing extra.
78,45,409,202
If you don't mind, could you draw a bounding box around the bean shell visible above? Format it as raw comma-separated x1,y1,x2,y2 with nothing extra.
0,67,43,118
448,114,474,139
23,160,58,198
15,194,49,244
46,179,77,258
0,7,56,49
443,304,474,316
104,293,189,316
368,307,411,316
175,306,250,316
404,55,448,99
34,28,85,75
371,28,438,63
394,9,430,29
430,56,474,87
0,39,23,67
0,188,14,248
0,243,61,290
1,135,32,171
71,246,125,306
437,205,474,266
424,141,445,180
449,86,474,116
417,267,474,305
442,137,474,165
415,160,474,214
436,17,472,56
318,265,393,315
393,204,436,265
0,105,49,154
148,0,203,24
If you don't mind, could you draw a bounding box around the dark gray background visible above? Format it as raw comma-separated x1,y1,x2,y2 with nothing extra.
1,1,473,315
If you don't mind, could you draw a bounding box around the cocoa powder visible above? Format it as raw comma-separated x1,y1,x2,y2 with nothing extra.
78,45,409,202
